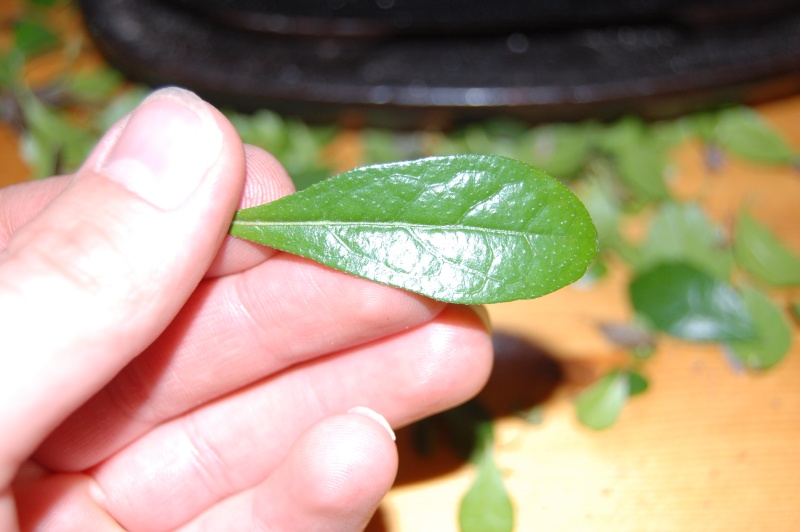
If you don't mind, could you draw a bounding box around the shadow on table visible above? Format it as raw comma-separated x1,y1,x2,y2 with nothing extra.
366,331,567,531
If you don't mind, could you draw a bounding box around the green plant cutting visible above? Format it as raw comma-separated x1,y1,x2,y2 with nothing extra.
229,154,599,304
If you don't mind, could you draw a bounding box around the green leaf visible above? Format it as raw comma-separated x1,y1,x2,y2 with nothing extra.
230,155,598,304
277,119,332,189
714,107,796,165
462,123,518,159
596,115,646,155
229,109,288,155
725,287,792,370
630,262,756,342
734,211,800,286
626,370,649,396
684,111,719,143
613,138,671,201
19,130,58,180
649,119,690,150
575,171,623,247
516,123,595,179
0,50,24,89
636,202,733,279
575,370,629,430
458,440,514,532
595,116,671,201
66,67,125,103
17,90,96,177
13,19,59,57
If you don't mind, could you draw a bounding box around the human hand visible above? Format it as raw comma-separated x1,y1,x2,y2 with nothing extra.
0,88,493,531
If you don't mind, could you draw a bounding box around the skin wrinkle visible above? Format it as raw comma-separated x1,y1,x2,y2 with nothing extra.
0,178,72,249
0,191,11,249
234,256,340,363
230,263,299,367
181,414,237,502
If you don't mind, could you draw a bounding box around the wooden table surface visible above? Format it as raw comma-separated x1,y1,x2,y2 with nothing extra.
1,4,799,530
380,98,800,531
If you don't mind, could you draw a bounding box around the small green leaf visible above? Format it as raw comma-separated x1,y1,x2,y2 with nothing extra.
649,119,690,150
714,107,796,165
463,123,517,159
725,287,792,370
66,67,125,103
13,19,59,57
0,50,24,90
596,115,646,155
734,211,800,286
19,130,58,180
636,202,733,279
278,119,332,189
613,138,671,201
575,172,623,247
684,111,719,142
630,262,756,342
458,441,514,532
230,155,598,304
575,370,629,430
516,123,595,179
17,90,96,177
595,116,672,201
229,109,288,156
626,370,649,396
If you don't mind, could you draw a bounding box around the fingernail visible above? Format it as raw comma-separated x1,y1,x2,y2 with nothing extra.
348,406,396,442
469,304,492,333
98,87,223,210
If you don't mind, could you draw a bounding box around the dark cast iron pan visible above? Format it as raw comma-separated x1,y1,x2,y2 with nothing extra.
78,0,800,127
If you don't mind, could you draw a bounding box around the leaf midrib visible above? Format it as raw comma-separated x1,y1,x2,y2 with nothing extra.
232,219,563,239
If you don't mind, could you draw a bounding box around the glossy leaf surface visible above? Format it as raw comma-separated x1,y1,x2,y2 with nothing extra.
230,155,598,304
734,211,800,286
630,262,756,342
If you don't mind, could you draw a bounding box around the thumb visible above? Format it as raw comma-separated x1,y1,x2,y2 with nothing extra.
0,87,245,483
